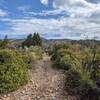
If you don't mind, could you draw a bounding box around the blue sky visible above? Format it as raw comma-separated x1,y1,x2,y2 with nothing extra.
0,0,100,39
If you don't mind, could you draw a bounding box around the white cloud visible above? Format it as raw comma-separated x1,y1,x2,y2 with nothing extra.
53,0,100,18
40,0,48,6
17,0,100,18
24,9,66,16
17,5,31,11
0,0,100,39
0,9,7,17
1,16,100,39
33,0,100,18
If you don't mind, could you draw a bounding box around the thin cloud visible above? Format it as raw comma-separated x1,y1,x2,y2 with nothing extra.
0,9,7,16
1,17,100,39
53,0,100,18
0,0,100,39
40,0,48,6
17,5,31,11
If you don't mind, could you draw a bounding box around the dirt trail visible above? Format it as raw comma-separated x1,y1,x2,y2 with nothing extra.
0,54,78,100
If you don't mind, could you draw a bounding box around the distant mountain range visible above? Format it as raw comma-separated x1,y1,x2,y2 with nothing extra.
41,38,100,49
0,34,100,48
0,34,100,41
0,34,26,40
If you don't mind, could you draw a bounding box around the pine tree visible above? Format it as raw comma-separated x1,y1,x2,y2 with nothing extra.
32,33,37,46
22,34,33,47
33,32,42,46
22,33,42,48
37,33,42,46
0,35,9,49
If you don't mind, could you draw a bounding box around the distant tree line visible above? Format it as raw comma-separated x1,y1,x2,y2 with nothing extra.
0,33,42,49
22,33,42,48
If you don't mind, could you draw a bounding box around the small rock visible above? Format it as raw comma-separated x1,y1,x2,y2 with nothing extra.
48,89,53,93
7,94,10,97
55,88,58,91
37,96,40,99
21,91,25,94
3,95,7,98
51,96,56,100
35,83,38,87
51,94,56,100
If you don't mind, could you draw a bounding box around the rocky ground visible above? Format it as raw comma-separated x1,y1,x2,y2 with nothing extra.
0,55,79,100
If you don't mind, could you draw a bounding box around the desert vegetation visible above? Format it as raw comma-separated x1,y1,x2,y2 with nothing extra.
0,49,28,93
0,33,43,93
49,42,100,100
0,33,100,100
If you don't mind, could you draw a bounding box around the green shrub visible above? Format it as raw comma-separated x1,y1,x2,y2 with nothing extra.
21,53,31,69
65,64,97,99
26,46,43,60
50,43,100,100
52,49,72,70
50,43,69,61
0,49,28,93
20,46,43,69
50,43,70,69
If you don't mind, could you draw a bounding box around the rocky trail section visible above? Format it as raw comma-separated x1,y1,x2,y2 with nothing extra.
0,55,78,100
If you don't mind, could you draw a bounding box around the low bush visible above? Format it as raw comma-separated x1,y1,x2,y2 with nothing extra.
25,46,43,61
0,49,28,93
21,53,31,69
50,43,100,100
65,57,99,100
20,46,43,69
28,46,43,60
